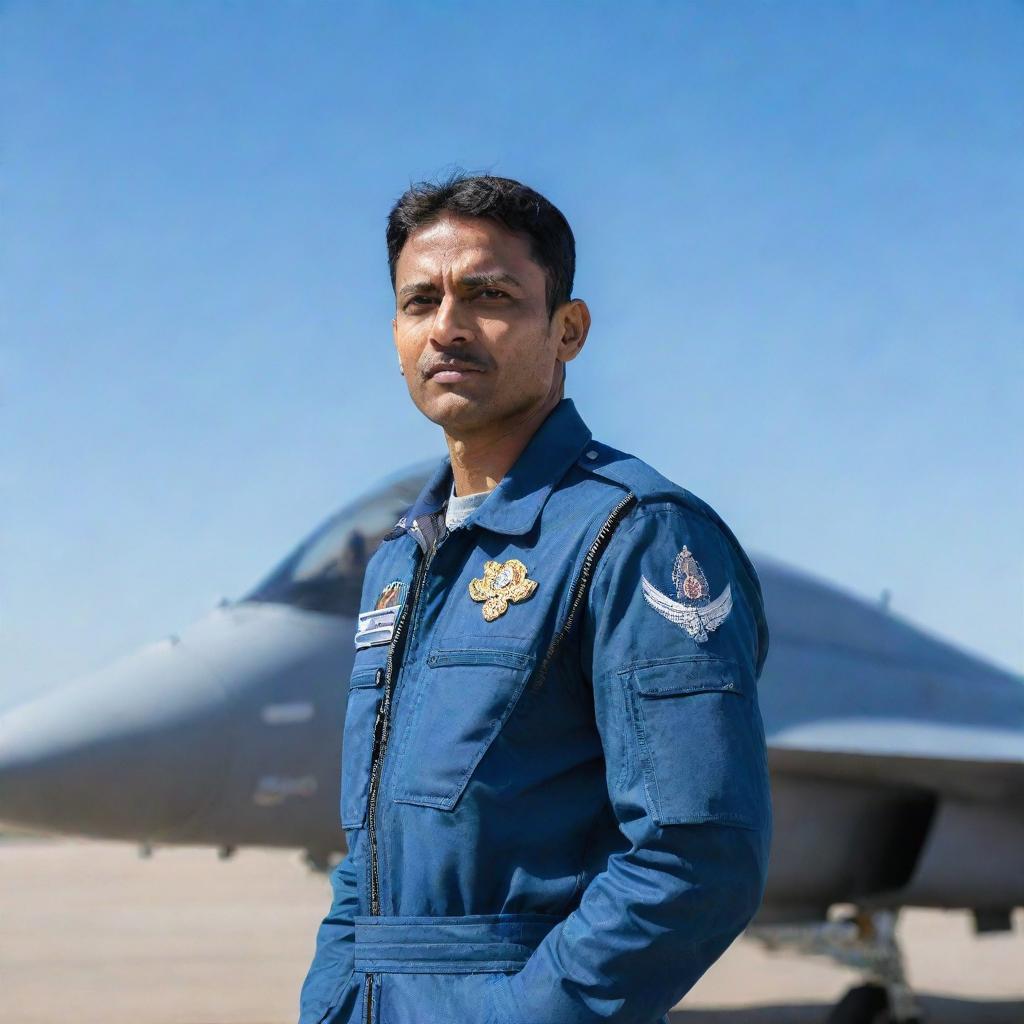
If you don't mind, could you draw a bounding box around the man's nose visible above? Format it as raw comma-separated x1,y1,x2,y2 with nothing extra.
430,294,473,347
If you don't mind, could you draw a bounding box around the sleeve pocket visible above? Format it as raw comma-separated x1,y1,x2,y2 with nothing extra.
625,655,769,830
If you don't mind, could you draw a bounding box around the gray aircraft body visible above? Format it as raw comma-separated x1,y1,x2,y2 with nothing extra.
2,465,1022,1023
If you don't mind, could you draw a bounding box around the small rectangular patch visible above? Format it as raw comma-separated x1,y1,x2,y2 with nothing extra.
354,604,401,649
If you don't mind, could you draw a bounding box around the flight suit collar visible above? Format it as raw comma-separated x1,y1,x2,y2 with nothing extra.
405,398,594,543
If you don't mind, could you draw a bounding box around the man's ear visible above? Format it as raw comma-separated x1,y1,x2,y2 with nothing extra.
557,298,591,364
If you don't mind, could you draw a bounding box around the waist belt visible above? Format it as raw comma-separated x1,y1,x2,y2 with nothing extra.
353,913,562,974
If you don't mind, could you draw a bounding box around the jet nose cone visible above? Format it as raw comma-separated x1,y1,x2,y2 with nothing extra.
0,638,230,840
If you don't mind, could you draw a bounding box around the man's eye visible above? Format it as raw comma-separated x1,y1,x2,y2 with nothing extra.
405,295,437,309
479,288,508,300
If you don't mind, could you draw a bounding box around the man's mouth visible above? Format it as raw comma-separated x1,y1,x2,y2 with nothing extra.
424,362,485,384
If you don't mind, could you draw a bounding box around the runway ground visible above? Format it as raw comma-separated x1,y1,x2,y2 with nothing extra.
1,837,1021,1023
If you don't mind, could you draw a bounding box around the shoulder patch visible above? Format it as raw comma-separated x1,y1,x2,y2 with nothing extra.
641,544,733,642
577,439,768,673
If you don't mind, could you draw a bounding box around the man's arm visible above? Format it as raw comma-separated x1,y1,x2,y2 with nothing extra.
492,501,773,1024
297,850,359,1024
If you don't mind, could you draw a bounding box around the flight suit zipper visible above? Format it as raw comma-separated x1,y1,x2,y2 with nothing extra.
363,516,441,1023
530,492,636,693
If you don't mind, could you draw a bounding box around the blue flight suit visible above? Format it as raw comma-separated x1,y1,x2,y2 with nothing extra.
299,398,772,1024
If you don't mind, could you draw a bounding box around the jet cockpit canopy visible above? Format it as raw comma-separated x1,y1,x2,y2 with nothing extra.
243,463,434,617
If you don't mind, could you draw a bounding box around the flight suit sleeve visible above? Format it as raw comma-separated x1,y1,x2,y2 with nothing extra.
297,850,359,1024
491,501,772,1024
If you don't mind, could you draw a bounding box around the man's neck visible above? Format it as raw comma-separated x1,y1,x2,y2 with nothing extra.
445,390,561,497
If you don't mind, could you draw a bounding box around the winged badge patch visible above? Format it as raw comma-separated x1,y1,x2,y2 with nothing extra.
641,545,732,643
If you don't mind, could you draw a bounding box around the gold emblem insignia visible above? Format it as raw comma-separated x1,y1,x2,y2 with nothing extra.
468,559,538,621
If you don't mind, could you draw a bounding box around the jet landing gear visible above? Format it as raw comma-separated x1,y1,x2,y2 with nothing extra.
828,982,909,1024
747,909,922,1023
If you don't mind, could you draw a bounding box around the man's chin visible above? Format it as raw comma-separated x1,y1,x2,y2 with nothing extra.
417,389,495,433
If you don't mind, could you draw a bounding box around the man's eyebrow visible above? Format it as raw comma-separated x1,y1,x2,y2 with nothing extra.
397,272,523,299
398,280,441,298
459,272,523,290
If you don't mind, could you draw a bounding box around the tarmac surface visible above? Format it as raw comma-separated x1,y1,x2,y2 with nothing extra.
1,837,1022,1024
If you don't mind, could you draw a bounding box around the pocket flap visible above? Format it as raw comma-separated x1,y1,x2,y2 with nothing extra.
427,648,536,670
349,645,389,689
349,667,384,689
627,655,740,697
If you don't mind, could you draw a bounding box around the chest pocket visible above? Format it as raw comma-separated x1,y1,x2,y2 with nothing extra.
339,646,388,830
391,643,536,811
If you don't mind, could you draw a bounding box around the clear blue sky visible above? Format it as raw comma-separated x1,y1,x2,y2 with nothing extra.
3,1,1022,708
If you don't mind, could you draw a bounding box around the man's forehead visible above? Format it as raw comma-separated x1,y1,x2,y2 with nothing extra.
395,214,541,283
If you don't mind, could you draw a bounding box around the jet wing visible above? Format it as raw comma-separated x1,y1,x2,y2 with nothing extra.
769,723,1024,806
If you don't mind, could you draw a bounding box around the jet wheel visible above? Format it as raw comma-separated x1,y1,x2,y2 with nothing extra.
826,983,922,1024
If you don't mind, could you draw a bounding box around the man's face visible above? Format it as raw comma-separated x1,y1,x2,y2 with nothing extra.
392,213,583,436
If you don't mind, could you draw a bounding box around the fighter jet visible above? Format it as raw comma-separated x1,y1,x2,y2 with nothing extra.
1,463,1022,1024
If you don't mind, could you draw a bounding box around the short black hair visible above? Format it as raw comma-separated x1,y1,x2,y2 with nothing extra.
386,173,575,317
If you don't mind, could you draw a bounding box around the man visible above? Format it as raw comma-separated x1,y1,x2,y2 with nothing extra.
298,174,772,1024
